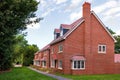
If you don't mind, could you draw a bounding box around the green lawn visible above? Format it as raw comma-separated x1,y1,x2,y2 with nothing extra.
58,74,120,80
0,67,56,80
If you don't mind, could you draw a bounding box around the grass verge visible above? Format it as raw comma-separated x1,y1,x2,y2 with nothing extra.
0,67,56,80
57,73,120,80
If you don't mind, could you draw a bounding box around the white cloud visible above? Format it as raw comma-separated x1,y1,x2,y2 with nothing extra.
70,10,82,21
104,7,120,16
54,0,68,4
116,30,120,35
41,8,56,17
40,0,47,8
115,13,120,17
65,0,82,12
93,0,118,14
27,23,40,29
26,17,40,29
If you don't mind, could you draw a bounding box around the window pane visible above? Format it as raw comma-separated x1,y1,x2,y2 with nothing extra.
74,61,77,68
59,45,63,52
78,61,80,68
99,46,101,51
103,46,106,52
44,61,46,66
81,61,84,68
59,60,62,68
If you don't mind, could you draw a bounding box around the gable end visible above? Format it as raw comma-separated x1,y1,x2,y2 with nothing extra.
91,11,116,42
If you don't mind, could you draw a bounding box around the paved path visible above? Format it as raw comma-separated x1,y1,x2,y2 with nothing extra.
28,67,71,80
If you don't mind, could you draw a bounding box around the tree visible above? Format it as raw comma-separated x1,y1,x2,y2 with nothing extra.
12,35,39,66
23,44,39,66
107,27,120,53
12,35,28,65
115,35,120,53
0,0,38,71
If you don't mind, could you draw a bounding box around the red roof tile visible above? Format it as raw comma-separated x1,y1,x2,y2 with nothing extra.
71,55,86,60
40,44,50,52
50,17,84,45
115,54,120,63
54,29,60,33
61,24,71,29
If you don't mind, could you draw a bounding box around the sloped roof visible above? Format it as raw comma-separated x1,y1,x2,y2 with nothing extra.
115,54,120,63
40,44,50,52
61,24,71,29
50,17,84,45
50,11,116,45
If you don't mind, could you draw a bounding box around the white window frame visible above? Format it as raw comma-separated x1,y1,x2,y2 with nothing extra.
51,47,54,54
42,61,46,67
36,61,40,66
98,45,106,53
61,29,63,36
72,60,85,70
58,60,62,69
54,34,57,39
51,59,55,68
58,44,63,53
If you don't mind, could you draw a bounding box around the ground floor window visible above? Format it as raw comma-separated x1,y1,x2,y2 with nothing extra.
72,60,85,69
58,60,62,69
34,61,40,66
51,59,55,68
42,61,46,67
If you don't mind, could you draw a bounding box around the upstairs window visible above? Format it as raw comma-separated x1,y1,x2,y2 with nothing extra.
58,44,63,53
51,47,54,54
98,45,106,53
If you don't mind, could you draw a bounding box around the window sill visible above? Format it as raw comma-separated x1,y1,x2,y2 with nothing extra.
58,51,63,53
71,68,85,70
98,52,106,54
42,66,47,68
51,66,55,68
58,67,63,70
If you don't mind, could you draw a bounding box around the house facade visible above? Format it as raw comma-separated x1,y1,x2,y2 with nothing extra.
34,2,120,75
34,44,50,68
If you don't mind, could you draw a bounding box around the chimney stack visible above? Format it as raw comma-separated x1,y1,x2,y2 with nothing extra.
83,2,93,74
82,2,91,18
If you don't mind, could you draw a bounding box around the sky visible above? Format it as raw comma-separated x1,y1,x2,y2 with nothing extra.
25,0,120,49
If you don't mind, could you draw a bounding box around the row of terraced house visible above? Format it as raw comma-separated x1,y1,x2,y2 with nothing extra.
33,2,120,75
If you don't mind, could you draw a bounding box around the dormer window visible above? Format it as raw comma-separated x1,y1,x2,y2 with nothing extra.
54,29,60,39
60,26,69,36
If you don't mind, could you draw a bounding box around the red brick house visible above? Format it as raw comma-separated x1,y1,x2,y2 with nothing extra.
34,44,50,68
34,2,120,75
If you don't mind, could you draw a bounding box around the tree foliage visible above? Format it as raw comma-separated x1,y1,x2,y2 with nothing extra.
107,27,120,53
0,0,38,70
12,35,39,66
23,44,39,66
115,35,120,53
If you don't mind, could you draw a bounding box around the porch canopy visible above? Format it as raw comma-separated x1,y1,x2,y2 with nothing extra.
71,55,86,60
